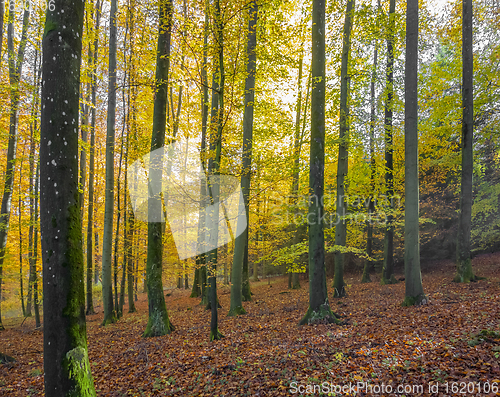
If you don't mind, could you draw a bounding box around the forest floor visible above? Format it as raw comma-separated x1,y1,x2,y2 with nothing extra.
1,253,499,396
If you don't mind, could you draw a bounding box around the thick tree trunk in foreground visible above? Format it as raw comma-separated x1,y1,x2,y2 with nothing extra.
143,0,175,337
40,0,96,393
333,0,355,298
403,0,426,306
300,0,339,326
455,0,475,283
229,0,257,316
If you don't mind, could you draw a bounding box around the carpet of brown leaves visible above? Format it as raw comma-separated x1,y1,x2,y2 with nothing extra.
1,253,499,396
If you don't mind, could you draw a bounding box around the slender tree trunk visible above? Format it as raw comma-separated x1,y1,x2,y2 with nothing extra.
26,34,41,316
454,0,475,283
124,2,136,313
290,24,306,290
333,0,355,298
94,230,99,284
203,67,220,311
41,0,96,392
127,207,136,312
362,3,380,284
129,1,138,310
33,161,40,329
0,0,30,330
86,0,100,316
192,0,210,302
119,72,129,316
113,132,124,317
19,156,26,317
143,0,175,337
300,0,338,325
102,0,118,325
229,0,257,316
382,0,397,285
207,0,224,341
403,0,426,306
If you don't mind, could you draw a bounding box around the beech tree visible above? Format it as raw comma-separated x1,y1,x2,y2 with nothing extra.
40,0,96,393
102,0,118,326
229,0,258,317
333,0,355,299
299,0,339,325
0,0,30,329
403,0,426,306
86,0,102,316
143,0,175,337
206,0,224,340
454,0,475,283
382,0,397,285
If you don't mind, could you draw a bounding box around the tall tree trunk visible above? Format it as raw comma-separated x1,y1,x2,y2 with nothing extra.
119,22,130,315
299,0,339,325
207,0,224,341
102,0,118,325
382,0,397,285
143,0,175,337
86,0,101,316
33,161,40,329
229,0,257,316
125,0,136,313
290,23,306,290
26,33,41,316
454,0,475,283
0,0,30,330
19,156,26,317
113,133,124,317
333,0,355,298
403,0,426,306
40,0,96,392
362,38,377,284
192,0,209,302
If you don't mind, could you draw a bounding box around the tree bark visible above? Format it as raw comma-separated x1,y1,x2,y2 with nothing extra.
102,0,118,325
403,0,426,306
207,0,224,341
0,0,30,330
40,0,96,392
143,0,175,337
19,153,26,317
33,161,40,329
362,38,377,284
333,0,355,298
454,0,475,283
86,0,101,316
229,0,257,316
300,0,338,325
382,0,397,285
192,0,209,303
